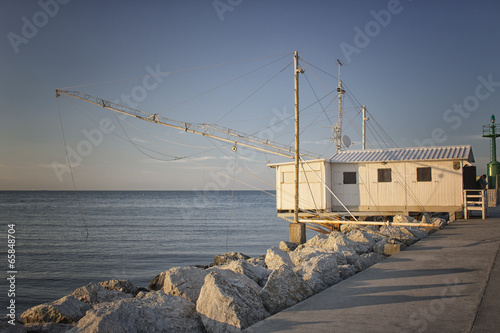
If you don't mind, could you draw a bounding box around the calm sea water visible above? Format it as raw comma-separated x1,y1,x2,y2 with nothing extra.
0,191,290,314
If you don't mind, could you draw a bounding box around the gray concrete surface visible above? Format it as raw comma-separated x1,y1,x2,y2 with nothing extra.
244,209,500,333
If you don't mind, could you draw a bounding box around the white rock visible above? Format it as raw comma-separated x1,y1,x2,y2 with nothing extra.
21,295,91,325
206,266,263,295
338,264,357,280
70,291,204,333
71,282,132,305
211,252,250,266
360,252,386,268
393,215,416,223
432,217,447,229
259,264,314,315
421,215,431,224
22,323,73,333
340,223,357,233
343,252,366,272
296,253,340,293
333,250,348,265
379,226,418,245
300,234,362,263
374,240,389,256
248,255,266,267
347,229,377,252
98,279,137,295
265,246,294,270
303,234,328,248
196,270,269,333
407,227,428,240
321,232,365,254
208,259,270,287
149,266,208,304
279,241,298,252
288,246,330,266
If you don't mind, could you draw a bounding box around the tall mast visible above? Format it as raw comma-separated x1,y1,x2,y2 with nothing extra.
362,105,368,150
292,51,305,244
336,59,345,153
294,51,302,224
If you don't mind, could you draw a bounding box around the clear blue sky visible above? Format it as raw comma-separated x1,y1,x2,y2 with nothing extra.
1,0,500,190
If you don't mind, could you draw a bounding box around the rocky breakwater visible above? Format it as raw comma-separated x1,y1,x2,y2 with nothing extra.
12,215,446,333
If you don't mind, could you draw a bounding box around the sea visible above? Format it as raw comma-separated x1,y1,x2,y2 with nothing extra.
0,190,290,315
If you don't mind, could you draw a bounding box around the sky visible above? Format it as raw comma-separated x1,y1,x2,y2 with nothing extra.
1,0,500,190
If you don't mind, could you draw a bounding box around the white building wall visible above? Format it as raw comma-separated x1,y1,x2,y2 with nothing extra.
274,160,328,211
331,160,464,211
273,158,465,213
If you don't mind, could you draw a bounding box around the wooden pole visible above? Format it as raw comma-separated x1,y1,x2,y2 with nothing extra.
291,51,306,244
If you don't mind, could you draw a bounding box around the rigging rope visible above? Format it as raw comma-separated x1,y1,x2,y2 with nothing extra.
60,94,190,161
225,146,238,253
303,73,333,126
300,156,359,222
216,60,292,123
56,99,89,238
112,112,184,161
58,52,293,90
159,53,292,117
300,160,319,214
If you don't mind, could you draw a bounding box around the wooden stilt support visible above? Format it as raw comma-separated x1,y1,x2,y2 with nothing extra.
289,222,306,245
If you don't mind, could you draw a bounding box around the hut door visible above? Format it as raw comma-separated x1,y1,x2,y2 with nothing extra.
463,165,477,189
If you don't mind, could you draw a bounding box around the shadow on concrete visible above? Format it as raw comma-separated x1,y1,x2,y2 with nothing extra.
361,267,477,280
408,246,444,251
345,282,472,296
246,318,333,332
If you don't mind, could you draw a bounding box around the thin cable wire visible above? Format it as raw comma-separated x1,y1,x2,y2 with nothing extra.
303,73,333,126
225,148,238,252
60,94,192,161
56,99,89,238
216,60,292,123
300,161,319,213
300,156,359,222
112,113,184,161
159,53,292,116
58,52,293,90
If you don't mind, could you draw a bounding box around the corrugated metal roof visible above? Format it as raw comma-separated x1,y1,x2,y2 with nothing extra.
329,145,474,163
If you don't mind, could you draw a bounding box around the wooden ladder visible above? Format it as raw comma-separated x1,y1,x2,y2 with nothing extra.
463,190,487,219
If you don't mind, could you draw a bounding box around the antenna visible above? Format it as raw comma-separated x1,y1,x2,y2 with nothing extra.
335,59,345,153
362,105,369,150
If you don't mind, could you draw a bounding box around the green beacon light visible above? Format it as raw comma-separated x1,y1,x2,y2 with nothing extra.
483,114,500,189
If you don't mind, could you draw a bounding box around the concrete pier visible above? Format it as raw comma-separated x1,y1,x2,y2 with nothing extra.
245,208,500,332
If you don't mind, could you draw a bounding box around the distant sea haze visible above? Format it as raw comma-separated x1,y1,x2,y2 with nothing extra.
0,190,288,314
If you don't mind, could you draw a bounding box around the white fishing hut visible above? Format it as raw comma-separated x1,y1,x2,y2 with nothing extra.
269,145,476,222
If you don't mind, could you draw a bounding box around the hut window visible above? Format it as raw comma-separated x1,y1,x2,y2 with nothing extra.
343,172,356,184
417,167,432,182
377,168,392,183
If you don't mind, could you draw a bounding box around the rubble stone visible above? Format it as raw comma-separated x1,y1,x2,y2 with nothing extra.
196,270,269,332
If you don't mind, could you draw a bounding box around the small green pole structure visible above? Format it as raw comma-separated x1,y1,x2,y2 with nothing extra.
482,114,500,189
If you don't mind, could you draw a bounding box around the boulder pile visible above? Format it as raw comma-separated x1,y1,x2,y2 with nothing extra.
17,215,441,332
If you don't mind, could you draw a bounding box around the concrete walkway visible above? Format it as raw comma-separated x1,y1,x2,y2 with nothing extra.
244,208,500,333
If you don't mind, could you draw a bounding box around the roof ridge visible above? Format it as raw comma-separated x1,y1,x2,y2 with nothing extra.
333,144,471,154
329,145,473,163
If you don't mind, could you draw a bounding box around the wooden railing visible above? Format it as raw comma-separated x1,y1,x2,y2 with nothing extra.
463,190,487,219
